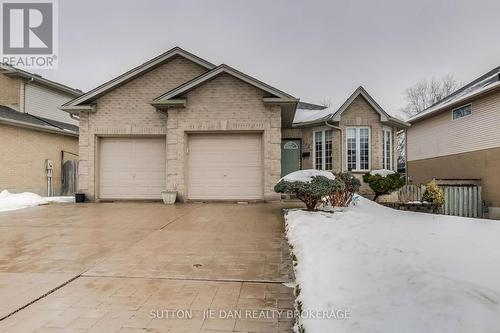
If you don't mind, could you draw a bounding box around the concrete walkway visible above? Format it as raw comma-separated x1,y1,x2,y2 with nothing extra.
0,202,295,332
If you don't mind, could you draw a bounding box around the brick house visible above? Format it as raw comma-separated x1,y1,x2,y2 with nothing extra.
61,47,408,201
0,64,81,195
284,87,409,195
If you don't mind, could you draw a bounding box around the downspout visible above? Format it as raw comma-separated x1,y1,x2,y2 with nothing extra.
324,120,343,172
22,77,34,113
404,128,409,185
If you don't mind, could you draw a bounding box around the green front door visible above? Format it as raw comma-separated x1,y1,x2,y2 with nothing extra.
281,139,301,176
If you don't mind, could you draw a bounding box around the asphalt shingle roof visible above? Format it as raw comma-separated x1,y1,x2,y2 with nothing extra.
0,105,78,133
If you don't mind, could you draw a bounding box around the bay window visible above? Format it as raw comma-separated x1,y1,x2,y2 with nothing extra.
383,128,392,170
346,127,370,171
314,129,333,170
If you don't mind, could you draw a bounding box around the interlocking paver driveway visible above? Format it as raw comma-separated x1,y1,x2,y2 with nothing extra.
0,202,295,332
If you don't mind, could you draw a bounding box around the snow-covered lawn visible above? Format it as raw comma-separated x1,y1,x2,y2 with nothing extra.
0,190,74,212
286,197,500,333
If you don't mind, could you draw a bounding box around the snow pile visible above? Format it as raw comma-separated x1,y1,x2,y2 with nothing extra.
280,169,335,183
286,197,500,333
369,169,395,177
0,190,74,212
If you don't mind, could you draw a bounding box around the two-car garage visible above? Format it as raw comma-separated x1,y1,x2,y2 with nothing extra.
98,133,264,201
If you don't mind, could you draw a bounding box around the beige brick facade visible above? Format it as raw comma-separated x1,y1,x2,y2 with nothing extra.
283,95,399,196
78,57,282,201
166,73,282,201
0,73,21,110
0,124,78,195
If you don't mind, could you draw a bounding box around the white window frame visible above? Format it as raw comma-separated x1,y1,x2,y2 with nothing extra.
345,126,371,172
313,128,333,170
452,103,472,120
382,127,392,170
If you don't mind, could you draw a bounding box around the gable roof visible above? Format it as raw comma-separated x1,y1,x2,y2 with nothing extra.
153,64,296,101
293,86,409,128
0,63,82,97
408,65,500,123
330,86,390,121
0,105,78,136
62,47,216,107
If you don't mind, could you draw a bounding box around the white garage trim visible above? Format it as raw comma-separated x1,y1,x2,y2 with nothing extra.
187,133,264,200
98,137,166,200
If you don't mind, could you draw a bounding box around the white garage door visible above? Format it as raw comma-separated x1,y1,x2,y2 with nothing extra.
99,137,165,199
188,133,263,200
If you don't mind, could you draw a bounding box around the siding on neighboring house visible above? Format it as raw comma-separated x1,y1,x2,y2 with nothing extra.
25,82,78,125
407,147,500,210
407,90,500,161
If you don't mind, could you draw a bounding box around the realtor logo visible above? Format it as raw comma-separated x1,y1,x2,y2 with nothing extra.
1,0,58,68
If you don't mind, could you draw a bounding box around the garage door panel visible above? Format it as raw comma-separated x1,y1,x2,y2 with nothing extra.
188,133,263,200
99,138,166,199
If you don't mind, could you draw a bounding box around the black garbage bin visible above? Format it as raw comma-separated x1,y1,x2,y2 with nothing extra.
75,193,85,203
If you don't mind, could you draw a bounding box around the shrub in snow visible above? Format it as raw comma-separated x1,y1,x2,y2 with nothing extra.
363,172,404,200
275,170,344,211
329,171,361,207
421,180,445,205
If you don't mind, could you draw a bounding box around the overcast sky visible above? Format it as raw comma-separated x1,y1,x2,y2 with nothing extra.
35,0,500,117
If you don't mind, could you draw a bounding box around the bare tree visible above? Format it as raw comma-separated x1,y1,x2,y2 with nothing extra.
319,99,332,108
401,75,460,118
397,130,406,172
397,75,460,172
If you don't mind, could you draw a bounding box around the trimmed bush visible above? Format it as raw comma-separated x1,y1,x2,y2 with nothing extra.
329,172,361,207
363,172,405,200
422,180,445,205
275,175,345,211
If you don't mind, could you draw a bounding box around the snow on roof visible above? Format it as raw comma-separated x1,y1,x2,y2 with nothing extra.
293,107,332,124
409,67,500,122
293,87,409,128
280,169,335,183
292,100,345,125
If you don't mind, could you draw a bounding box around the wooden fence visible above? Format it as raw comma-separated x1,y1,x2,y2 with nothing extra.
398,184,483,218
441,185,483,218
398,185,426,203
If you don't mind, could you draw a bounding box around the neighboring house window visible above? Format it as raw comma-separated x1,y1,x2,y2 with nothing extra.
314,129,333,170
452,104,472,120
383,128,392,170
346,127,370,171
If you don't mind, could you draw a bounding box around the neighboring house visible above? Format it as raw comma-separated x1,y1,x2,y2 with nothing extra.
0,63,82,195
406,66,500,219
61,47,408,202
283,87,409,195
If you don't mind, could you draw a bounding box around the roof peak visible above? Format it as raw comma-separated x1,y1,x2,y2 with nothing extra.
427,65,500,111
63,46,216,107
